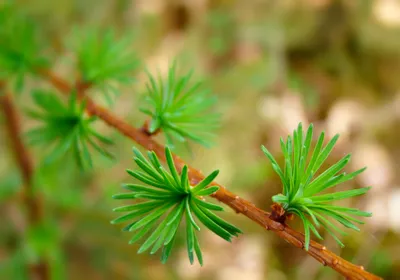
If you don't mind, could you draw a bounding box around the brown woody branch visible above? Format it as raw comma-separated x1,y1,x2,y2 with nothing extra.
38,69,381,280
0,83,49,280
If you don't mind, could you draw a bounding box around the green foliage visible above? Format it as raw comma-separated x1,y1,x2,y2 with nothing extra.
112,147,241,265
140,63,220,147
0,248,28,280
26,90,113,169
0,3,49,92
72,28,139,103
261,123,372,250
0,171,21,202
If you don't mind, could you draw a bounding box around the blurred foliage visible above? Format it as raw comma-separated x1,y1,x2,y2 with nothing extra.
26,90,113,169
0,2,49,92
1,0,400,280
141,62,220,148
70,28,139,104
0,171,21,202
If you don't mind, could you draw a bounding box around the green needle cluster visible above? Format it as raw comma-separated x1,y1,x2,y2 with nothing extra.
112,147,241,265
262,123,372,250
0,4,49,92
140,62,220,147
72,29,139,104
26,90,113,169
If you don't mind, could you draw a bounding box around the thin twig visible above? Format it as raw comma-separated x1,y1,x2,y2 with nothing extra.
39,69,382,280
0,84,49,280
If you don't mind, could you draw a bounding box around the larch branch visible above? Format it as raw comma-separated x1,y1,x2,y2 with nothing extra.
38,69,382,280
0,83,49,280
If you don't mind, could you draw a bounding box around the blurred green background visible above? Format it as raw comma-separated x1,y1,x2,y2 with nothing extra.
1,0,400,279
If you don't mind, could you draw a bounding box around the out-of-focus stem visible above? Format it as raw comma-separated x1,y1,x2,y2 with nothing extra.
0,84,49,280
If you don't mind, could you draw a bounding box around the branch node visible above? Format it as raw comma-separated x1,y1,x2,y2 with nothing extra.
270,203,286,224
140,119,161,136
75,79,91,98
